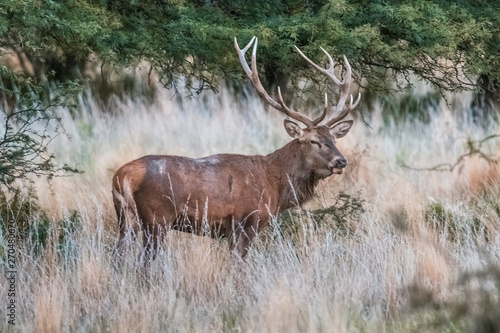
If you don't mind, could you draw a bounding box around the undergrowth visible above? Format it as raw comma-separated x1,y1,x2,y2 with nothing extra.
0,88,499,332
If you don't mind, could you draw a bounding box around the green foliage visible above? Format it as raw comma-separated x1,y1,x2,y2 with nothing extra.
424,200,488,243
455,265,500,333
0,1,120,77
0,187,81,258
379,89,441,125
2,0,500,98
471,189,500,219
394,265,500,333
310,190,365,234
221,308,242,333
0,187,50,256
277,191,365,238
388,208,410,233
29,215,50,255
57,210,81,261
0,68,82,189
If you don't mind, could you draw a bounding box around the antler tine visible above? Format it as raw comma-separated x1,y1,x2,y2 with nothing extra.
326,92,361,127
234,36,256,78
294,46,342,86
248,37,283,111
325,55,361,127
235,36,314,127
312,93,328,126
296,47,360,127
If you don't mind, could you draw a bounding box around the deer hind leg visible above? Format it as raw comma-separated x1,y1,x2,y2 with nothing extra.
140,206,177,265
116,206,140,257
142,219,167,265
113,181,140,258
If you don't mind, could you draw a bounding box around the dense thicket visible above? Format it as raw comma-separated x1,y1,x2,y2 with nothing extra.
2,0,500,95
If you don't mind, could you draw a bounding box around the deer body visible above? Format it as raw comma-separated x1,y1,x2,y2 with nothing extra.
113,36,360,260
113,131,347,258
113,153,275,259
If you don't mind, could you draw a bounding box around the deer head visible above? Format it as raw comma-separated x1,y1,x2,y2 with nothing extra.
234,36,360,177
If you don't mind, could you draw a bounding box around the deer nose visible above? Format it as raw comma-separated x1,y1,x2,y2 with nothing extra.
336,158,347,169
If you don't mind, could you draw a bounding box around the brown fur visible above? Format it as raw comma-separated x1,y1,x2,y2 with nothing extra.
112,124,353,260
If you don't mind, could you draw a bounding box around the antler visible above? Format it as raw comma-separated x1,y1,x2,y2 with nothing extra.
235,37,328,128
294,46,361,127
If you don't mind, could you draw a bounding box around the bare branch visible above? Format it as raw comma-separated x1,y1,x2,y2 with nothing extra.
401,135,500,172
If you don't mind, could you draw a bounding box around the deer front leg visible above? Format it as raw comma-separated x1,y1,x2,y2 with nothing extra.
229,217,258,259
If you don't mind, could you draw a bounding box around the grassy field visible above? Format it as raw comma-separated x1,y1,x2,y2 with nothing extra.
1,86,500,332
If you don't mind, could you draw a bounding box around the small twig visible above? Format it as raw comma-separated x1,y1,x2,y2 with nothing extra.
357,106,372,130
401,134,500,172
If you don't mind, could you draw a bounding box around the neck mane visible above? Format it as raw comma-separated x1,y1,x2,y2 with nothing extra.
264,140,321,212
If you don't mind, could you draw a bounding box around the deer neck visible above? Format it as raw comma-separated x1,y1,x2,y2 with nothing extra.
265,140,320,212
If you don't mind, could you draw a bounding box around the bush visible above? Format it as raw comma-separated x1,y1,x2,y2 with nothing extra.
0,187,81,259
0,187,50,256
424,201,487,244
0,68,81,189
399,264,500,333
275,191,366,239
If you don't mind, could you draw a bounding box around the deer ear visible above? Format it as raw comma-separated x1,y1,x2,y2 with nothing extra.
330,120,353,139
284,119,304,138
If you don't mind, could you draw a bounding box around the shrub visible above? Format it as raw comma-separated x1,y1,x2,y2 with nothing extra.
424,201,487,244
275,191,366,240
0,187,81,259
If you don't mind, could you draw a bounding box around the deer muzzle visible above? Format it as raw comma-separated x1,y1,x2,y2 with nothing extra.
329,157,347,174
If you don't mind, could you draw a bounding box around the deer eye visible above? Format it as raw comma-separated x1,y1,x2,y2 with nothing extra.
310,140,322,149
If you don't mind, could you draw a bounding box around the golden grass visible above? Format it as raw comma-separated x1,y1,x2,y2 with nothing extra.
1,86,500,332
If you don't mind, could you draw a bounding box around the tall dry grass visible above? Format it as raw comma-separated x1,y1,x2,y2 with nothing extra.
1,86,500,332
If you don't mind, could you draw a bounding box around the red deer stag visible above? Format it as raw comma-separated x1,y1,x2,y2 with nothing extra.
112,36,361,260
